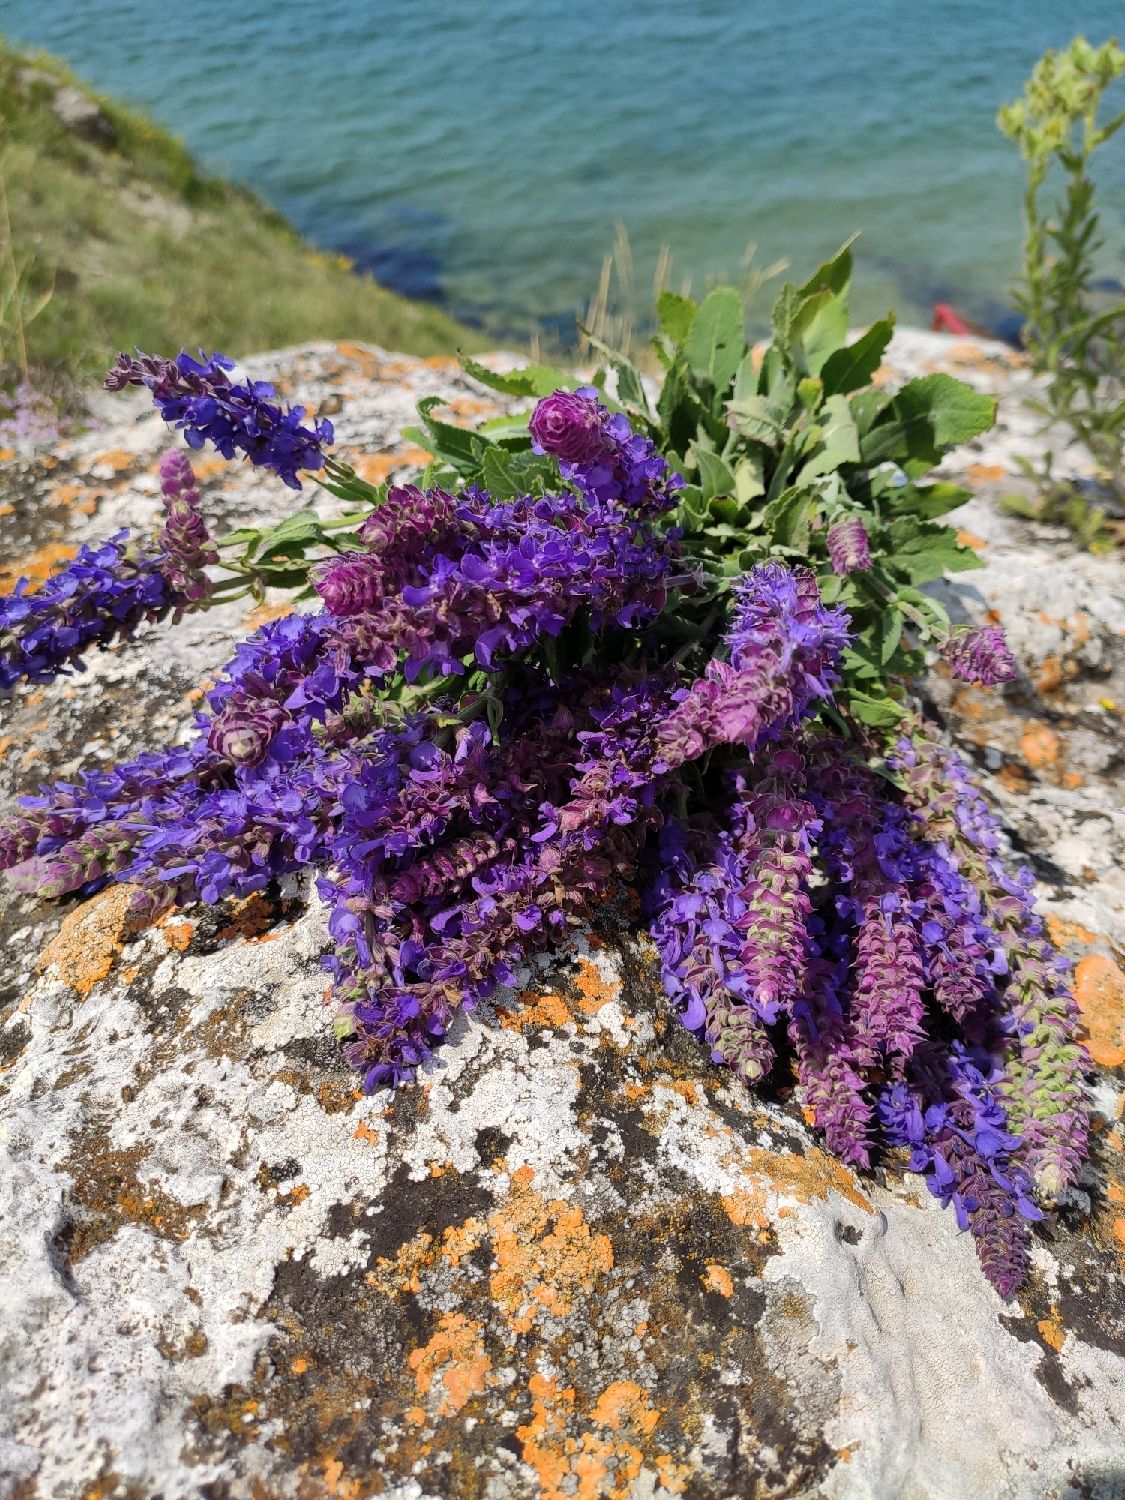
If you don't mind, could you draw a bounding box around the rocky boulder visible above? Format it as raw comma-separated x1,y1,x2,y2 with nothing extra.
1,337,1123,1499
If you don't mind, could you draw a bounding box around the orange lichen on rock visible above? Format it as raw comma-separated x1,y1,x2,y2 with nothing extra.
91,448,136,473
516,1369,687,1500
160,919,194,952
497,988,572,1031
189,456,229,479
215,892,277,944
59,1136,205,1260
490,1183,614,1334
721,1186,770,1229
0,540,77,593
1074,954,1125,1068
666,1080,700,1106
334,341,379,373
996,762,1031,795
36,885,144,997
317,1453,367,1500
1044,914,1100,952
573,956,621,1015
702,1263,735,1298
1037,1308,1066,1352
407,1312,492,1416
744,1144,872,1214
243,600,295,630
1019,723,1061,770
591,1380,661,1435
442,396,491,421
351,445,433,485
47,481,101,515
967,463,1008,484
517,1374,582,1497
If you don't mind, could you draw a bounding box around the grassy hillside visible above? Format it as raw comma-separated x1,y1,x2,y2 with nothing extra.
0,37,489,390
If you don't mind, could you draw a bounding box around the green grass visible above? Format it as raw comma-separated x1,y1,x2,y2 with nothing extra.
0,37,490,390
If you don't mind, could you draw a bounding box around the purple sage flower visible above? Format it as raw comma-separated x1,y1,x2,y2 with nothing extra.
207,698,291,767
0,532,180,691
106,351,334,489
529,387,613,464
158,450,216,603
942,626,1018,686
826,517,872,574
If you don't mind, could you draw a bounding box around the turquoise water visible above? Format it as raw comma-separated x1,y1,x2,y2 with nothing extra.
4,1,1124,341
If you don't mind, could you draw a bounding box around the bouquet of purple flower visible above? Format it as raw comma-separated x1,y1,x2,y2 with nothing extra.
0,297,1090,1299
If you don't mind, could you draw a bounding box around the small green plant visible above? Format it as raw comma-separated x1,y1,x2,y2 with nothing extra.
0,124,54,383
577,222,786,368
999,36,1125,534
421,241,994,728
0,37,486,386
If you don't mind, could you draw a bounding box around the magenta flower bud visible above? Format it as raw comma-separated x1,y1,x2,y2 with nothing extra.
826,517,872,574
529,388,611,464
159,450,197,496
156,449,214,602
207,700,286,766
942,626,1018,686
313,555,383,616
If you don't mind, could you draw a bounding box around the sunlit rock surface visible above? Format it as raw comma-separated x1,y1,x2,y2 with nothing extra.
1,336,1123,1499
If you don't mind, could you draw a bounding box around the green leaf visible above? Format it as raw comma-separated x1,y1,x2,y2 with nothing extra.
860,374,996,469
770,284,800,349
731,351,761,403
709,496,743,524
656,290,698,344
798,236,858,299
762,485,814,549
849,387,894,437
847,690,907,728
796,376,823,409
254,561,316,585
460,357,572,399
255,508,328,563
693,446,737,501
658,360,714,456
477,412,535,442
800,290,850,376
727,352,797,448
816,571,844,603
578,329,652,417
820,316,895,396
886,523,987,584
880,606,905,664
910,374,998,448
219,526,263,551
734,454,765,503
479,446,520,500
406,397,486,472
684,287,745,393
889,481,973,519
758,345,794,405
800,395,859,480
726,393,784,443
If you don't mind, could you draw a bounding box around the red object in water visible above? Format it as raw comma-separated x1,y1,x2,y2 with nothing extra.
931,302,976,335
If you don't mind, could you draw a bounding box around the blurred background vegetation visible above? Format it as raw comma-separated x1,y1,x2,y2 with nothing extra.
0,37,486,394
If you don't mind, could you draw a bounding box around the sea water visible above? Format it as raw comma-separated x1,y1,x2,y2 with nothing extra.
5,0,1123,341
